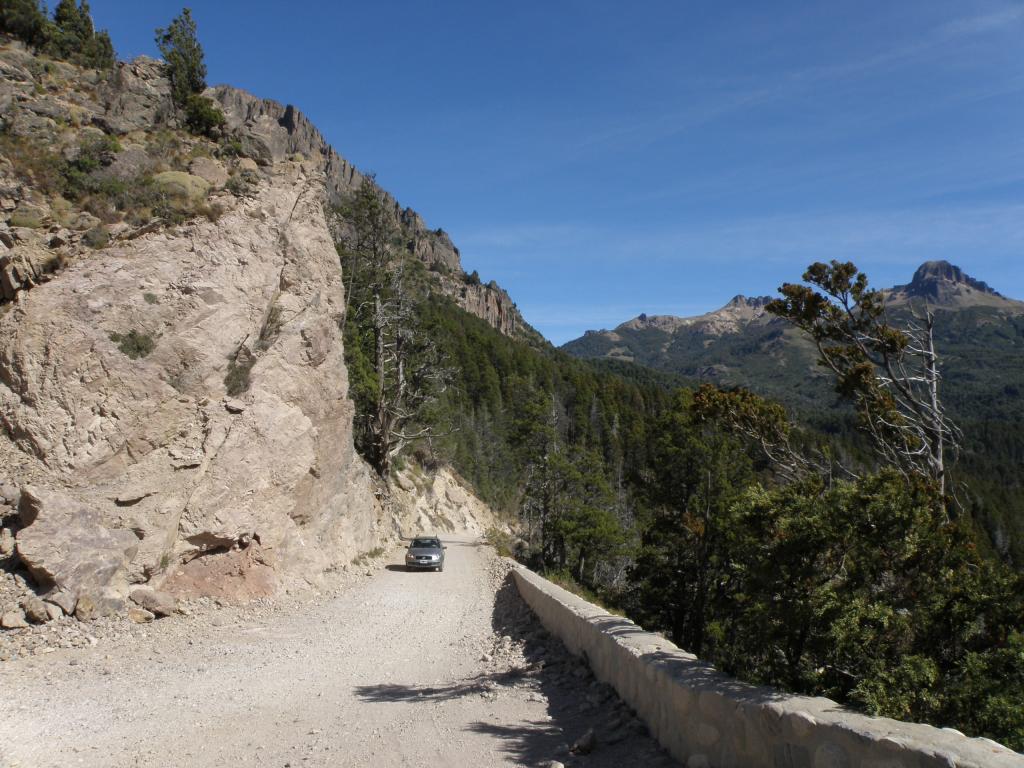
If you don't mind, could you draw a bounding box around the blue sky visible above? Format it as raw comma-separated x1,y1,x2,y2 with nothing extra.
91,1,1024,344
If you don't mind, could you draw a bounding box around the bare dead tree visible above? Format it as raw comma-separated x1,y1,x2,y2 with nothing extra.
767,261,961,503
335,179,455,478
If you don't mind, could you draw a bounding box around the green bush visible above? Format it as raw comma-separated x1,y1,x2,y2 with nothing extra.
218,138,245,158
109,329,155,359
62,133,121,200
484,526,515,558
224,356,254,396
183,94,225,138
255,303,283,351
225,169,258,197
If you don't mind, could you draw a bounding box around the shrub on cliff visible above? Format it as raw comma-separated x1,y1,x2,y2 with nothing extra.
109,330,155,359
183,93,225,138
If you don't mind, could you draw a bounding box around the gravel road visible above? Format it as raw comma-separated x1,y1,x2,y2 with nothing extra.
0,536,676,767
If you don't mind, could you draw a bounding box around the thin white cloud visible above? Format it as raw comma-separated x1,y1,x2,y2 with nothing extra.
614,203,1024,263
458,201,1024,273
573,5,1024,154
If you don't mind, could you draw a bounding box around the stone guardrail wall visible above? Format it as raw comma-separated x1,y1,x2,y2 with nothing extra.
511,565,1023,768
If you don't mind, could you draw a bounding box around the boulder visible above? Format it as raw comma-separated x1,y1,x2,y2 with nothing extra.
1,609,28,629
236,157,259,173
15,486,139,607
129,586,177,617
21,595,50,624
1,483,21,505
45,589,77,616
1,245,60,302
189,156,229,188
151,172,210,201
223,397,247,414
44,601,63,621
70,211,102,232
95,144,153,184
8,201,47,229
127,607,154,624
74,592,124,621
571,729,596,755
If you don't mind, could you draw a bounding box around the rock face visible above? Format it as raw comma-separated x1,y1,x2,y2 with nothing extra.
392,466,508,538
0,160,385,607
96,56,175,134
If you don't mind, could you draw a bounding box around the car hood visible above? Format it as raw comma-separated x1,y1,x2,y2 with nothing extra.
406,547,442,556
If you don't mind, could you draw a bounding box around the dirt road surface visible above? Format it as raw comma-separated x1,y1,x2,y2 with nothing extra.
0,536,677,767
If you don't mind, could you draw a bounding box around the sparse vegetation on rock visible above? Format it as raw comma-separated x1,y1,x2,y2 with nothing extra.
109,329,155,359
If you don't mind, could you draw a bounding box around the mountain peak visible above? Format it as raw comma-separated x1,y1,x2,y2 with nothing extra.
726,295,774,309
897,261,1002,302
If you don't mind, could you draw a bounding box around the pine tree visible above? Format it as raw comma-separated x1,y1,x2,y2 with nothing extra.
155,8,207,108
0,0,48,47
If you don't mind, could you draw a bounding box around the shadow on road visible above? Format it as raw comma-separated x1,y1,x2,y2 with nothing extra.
354,666,536,704
354,570,678,767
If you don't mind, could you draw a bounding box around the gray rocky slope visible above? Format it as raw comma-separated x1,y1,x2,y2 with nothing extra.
0,41,506,627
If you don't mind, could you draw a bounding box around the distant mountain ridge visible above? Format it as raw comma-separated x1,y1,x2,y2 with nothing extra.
563,261,1024,406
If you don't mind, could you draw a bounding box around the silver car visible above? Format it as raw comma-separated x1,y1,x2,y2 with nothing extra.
404,537,446,572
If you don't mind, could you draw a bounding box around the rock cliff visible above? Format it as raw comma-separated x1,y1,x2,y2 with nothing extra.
0,158,386,617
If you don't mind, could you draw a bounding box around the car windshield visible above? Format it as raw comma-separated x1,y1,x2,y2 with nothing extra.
411,538,440,548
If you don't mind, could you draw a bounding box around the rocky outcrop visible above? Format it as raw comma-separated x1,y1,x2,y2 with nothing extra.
0,160,385,609
887,260,1024,310
96,56,175,134
0,246,63,302
617,295,776,338
0,40,516,622
392,466,508,538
